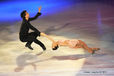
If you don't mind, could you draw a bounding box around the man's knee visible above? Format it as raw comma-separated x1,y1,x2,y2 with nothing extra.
20,38,27,42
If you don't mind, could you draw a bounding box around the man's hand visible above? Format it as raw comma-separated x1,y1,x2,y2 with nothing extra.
38,6,42,13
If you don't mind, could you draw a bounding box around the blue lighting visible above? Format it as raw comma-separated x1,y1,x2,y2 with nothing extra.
97,9,103,35
0,0,72,22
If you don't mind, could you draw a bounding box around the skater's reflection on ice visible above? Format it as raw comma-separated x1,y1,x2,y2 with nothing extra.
14,52,44,72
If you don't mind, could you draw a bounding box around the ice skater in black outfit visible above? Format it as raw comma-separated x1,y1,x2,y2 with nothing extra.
19,6,58,51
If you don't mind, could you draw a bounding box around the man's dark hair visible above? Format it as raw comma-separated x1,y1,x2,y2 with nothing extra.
20,10,27,19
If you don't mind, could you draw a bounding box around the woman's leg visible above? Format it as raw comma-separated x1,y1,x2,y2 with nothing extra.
78,40,100,54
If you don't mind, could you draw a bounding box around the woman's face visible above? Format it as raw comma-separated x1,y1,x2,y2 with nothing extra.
52,42,58,48
25,12,29,18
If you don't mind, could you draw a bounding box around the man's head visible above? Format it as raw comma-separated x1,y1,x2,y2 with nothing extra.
20,10,29,19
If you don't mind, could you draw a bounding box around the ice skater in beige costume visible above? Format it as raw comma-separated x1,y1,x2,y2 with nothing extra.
52,39,100,54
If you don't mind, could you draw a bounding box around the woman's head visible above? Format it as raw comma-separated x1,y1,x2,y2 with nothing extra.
20,10,29,19
52,42,59,50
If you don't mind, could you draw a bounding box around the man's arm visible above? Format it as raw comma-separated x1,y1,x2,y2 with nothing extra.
29,6,42,21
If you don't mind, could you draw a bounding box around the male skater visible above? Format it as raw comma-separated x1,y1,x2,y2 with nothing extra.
52,39,100,54
19,6,57,51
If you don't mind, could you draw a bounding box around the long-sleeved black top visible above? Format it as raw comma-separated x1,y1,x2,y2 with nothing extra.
19,12,41,38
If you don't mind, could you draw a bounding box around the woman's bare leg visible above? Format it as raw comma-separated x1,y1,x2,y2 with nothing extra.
78,40,100,54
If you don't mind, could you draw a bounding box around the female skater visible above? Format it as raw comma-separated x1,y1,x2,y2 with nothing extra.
52,39,100,54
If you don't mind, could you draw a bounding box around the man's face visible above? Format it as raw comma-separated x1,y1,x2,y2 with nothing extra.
25,12,29,18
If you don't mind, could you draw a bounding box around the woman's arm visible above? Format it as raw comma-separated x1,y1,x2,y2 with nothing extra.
40,32,58,49
40,32,55,43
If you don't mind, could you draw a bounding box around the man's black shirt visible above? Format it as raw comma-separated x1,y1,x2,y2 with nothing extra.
19,12,41,41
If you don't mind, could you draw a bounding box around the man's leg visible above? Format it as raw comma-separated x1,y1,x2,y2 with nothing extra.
25,41,33,50
25,32,37,50
34,39,46,51
27,32,46,51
